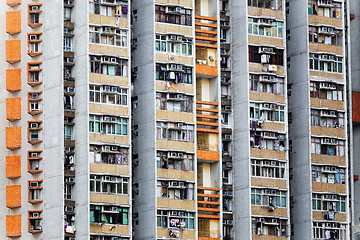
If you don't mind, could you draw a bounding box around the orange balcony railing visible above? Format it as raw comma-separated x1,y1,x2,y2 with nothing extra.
197,186,221,220
196,101,219,134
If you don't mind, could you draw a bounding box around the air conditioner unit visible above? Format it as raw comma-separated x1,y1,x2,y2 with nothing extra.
257,218,265,223
69,238,76,240
102,57,111,63
177,36,182,41
271,190,276,194
65,206,74,212
170,152,178,157
322,54,328,59
331,167,337,172
111,58,117,63
32,212,40,218
226,162,232,168
169,64,177,70
271,161,277,166
29,35,38,40
178,152,184,157
263,103,270,109
30,152,39,158
323,166,331,172
272,219,278,223
179,182,185,187
322,138,331,144
177,65,183,70
171,211,178,216
67,58,74,63
177,123,183,128
104,86,111,91
30,93,40,99
104,116,111,122
67,87,75,93
68,177,75,182
224,134,231,139
227,220,233,224
169,35,177,40
330,111,336,116
175,7,182,13
103,176,111,181
111,87,117,92
168,56,175,61
225,106,231,111
30,6,39,11
170,181,178,186
29,182,39,188
30,123,39,128
112,207,118,211
263,132,270,137
65,147,71,152
265,189,271,194
259,18,273,25
66,0,74,5
330,139,338,144
176,94,184,99
104,27,111,32
111,237,119,240
111,146,118,151
259,47,274,54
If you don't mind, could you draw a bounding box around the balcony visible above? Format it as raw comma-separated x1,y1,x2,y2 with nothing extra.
198,186,221,240
195,15,218,77
196,101,219,134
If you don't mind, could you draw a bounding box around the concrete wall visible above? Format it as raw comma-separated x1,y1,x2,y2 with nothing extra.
287,1,313,239
231,1,252,239
132,0,157,238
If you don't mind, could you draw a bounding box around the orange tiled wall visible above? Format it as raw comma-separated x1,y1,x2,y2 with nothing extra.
6,215,21,237
6,156,21,178
6,69,21,92
6,185,21,208
6,11,21,35
6,40,21,63
6,127,21,149
6,98,21,121
353,91,360,123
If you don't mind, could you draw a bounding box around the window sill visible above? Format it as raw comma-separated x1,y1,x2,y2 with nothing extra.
7,117,21,122
28,52,43,57
28,111,43,116
28,81,43,87
28,230,43,234
28,140,43,145
28,23,43,28
29,200,43,204
28,170,43,174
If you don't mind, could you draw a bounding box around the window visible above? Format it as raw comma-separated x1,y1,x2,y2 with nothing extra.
89,0,129,18
29,181,42,202
309,26,343,46
28,4,42,27
156,63,193,84
156,122,194,142
249,46,284,66
64,36,72,51
28,62,42,85
28,121,42,143
28,151,42,172
29,211,42,232
64,183,73,200
249,74,285,95
90,175,129,195
311,137,345,156
28,33,42,56
155,5,192,26
90,205,128,225
250,102,285,122
90,236,129,240
308,0,342,18
310,81,344,101
90,145,129,165
64,7,72,20
90,55,128,77
64,125,73,140
90,85,128,105
156,92,193,113
251,188,287,208
251,132,286,151
89,115,128,136
157,151,194,171
252,217,287,236
309,53,343,73
312,165,346,184
251,159,286,178
311,109,345,128
157,180,194,200
90,26,128,47
312,193,346,212
28,92,42,114
248,0,283,10
248,18,283,38
155,34,193,56
313,221,347,240
157,210,195,230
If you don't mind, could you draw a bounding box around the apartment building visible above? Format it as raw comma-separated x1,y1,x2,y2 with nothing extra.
0,0,132,239
287,0,350,239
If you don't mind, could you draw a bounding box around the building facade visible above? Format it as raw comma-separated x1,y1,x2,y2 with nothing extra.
0,0,357,240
